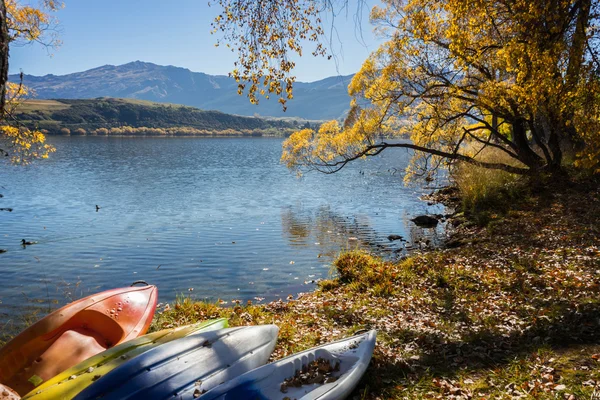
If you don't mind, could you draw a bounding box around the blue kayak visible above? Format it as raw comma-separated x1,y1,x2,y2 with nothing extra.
73,325,279,400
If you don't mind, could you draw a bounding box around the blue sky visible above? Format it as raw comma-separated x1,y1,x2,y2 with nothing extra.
9,0,383,82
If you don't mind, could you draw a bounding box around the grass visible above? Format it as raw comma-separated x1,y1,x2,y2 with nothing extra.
453,146,528,226
18,99,71,112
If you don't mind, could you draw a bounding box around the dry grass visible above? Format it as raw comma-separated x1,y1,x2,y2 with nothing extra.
17,99,70,113
453,146,527,223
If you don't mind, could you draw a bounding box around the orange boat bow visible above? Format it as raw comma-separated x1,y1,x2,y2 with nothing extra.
0,285,158,395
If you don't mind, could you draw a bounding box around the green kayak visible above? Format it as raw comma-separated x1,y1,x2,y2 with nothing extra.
22,318,228,400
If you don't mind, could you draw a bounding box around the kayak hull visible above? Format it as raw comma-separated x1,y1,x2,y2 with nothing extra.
74,325,279,400
0,285,158,396
22,318,228,400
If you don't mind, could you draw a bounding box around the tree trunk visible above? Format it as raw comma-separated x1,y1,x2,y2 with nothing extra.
512,119,543,169
0,0,8,118
546,129,563,172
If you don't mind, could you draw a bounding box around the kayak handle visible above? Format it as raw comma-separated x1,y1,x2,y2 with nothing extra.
353,328,370,336
130,280,149,287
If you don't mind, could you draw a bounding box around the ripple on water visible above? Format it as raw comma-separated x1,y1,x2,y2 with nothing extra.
0,137,446,320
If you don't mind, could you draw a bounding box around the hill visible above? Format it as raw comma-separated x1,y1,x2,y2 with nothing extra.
9,61,354,120
13,98,308,137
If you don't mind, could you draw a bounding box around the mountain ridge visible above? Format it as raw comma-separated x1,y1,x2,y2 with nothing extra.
9,61,354,120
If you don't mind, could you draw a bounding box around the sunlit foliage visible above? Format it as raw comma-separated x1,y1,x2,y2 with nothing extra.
277,0,600,177
210,0,329,111
5,0,62,46
0,0,61,163
0,82,54,163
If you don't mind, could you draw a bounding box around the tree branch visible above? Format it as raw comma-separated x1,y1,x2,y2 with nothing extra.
311,142,532,175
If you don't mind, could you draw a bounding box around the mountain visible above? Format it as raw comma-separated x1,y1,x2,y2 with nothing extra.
9,61,354,120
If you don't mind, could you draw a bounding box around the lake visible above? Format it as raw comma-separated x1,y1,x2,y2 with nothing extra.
0,136,445,321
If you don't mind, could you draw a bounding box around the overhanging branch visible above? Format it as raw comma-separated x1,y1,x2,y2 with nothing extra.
311,142,532,175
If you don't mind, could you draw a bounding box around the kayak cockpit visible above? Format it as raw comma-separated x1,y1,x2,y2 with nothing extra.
43,309,126,348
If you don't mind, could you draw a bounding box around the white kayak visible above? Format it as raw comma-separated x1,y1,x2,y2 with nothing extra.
73,325,279,400
199,329,377,400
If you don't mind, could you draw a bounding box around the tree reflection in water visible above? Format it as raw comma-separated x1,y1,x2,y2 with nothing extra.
280,205,446,262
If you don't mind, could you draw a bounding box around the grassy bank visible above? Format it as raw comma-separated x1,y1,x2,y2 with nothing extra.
153,177,600,399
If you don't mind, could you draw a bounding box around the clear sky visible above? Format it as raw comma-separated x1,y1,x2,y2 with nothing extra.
9,0,384,82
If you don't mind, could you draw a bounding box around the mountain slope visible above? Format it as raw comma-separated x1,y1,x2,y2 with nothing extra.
14,98,302,136
9,61,353,120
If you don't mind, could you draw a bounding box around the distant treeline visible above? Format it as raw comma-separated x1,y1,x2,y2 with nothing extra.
15,98,314,136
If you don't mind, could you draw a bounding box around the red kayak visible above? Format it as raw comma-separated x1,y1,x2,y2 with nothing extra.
0,284,158,396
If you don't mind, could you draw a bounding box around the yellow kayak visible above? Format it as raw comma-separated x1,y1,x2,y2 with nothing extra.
22,318,228,400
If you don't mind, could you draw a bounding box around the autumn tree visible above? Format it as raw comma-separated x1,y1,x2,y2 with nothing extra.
210,0,331,111
0,1,9,116
215,0,600,176
0,0,60,163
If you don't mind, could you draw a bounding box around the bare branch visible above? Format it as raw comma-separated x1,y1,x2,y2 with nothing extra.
311,142,532,175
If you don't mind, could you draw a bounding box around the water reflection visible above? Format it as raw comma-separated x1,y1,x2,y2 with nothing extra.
281,204,446,261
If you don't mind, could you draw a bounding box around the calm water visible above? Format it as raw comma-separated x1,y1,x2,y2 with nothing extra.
0,136,444,320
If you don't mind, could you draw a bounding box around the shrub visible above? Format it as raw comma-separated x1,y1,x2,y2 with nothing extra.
59,127,70,136
318,279,339,291
94,128,109,135
333,250,397,297
335,250,381,283
73,128,86,135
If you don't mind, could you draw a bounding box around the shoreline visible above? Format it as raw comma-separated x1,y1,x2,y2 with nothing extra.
153,177,600,399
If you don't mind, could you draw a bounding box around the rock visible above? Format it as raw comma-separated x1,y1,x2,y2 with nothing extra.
445,239,463,249
387,234,404,242
0,208,13,212
411,215,439,227
0,249,6,254
450,220,462,227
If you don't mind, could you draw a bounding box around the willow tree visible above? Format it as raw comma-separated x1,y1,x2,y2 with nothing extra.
209,0,330,112
0,0,60,163
214,0,600,176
